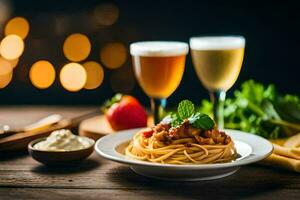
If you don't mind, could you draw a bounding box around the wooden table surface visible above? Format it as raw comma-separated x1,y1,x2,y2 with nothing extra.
0,106,299,200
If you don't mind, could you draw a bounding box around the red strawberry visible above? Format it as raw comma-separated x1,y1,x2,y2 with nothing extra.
104,94,147,131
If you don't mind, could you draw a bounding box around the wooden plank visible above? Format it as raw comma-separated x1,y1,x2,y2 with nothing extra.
0,187,299,200
0,153,299,190
79,115,153,140
0,106,95,128
79,115,115,140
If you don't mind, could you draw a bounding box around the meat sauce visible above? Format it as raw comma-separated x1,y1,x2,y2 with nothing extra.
143,120,231,145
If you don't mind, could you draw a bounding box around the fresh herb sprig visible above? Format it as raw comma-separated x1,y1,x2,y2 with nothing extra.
162,100,215,130
199,80,300,139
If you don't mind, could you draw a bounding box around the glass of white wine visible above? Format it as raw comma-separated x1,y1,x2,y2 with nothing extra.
190,36,245,129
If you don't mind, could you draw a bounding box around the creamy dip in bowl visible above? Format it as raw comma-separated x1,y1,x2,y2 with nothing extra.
34,129,93,151
28,129,95,165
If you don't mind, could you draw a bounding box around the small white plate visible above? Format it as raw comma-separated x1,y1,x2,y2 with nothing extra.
95,128,273,181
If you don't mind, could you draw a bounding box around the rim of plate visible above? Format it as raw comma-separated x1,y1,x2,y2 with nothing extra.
95,128,273,169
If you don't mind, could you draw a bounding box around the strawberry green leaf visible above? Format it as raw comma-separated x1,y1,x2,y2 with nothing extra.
101,93,123,112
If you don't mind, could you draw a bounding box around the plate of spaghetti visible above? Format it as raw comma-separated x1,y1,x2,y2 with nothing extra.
95,100,273,181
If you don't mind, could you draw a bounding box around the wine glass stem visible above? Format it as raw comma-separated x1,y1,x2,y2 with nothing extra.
209,90,226,129
151,98,167,125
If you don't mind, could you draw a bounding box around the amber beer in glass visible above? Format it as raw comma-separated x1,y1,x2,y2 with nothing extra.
130,41,189,124
190,36,245,129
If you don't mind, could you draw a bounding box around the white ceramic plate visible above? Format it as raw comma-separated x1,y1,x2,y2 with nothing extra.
95,128,273,181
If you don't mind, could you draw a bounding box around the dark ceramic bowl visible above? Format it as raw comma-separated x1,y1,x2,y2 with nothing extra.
28,137,95,165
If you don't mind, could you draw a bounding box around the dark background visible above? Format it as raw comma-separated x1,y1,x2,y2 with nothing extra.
0,0,299,107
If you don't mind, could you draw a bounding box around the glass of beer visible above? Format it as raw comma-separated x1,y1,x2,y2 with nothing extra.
190,36,245,129
130,41,189,124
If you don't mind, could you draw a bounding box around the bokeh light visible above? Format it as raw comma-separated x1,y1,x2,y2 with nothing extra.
63,33,91,62
100,42,127,69
29,60,56,89
94,3,119,26
0,72,12,89
0,35,24,60
110,65,135,93
1,56,18,68
60,63,87,92
7,58,19,68
82,61,104,90
7,57,18,68
5,17,30,39
0,57,13,88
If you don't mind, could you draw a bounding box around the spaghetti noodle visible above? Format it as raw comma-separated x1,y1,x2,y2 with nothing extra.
125,121,236,164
